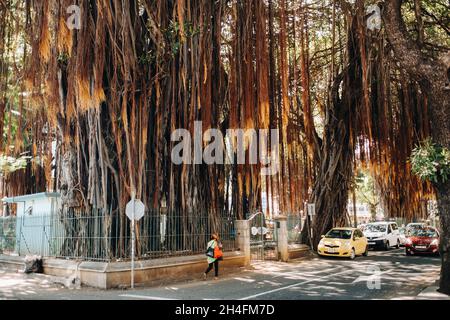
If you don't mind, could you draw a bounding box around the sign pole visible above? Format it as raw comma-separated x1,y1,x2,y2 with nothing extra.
126,193,145,290
307,203,315,249
131,193,135,289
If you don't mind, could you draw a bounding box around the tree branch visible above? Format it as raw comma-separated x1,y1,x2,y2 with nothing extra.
382,0,443,84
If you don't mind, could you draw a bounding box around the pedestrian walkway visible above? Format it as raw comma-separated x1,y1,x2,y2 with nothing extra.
416,282,450,300
1,249,446,300
392,281,450,300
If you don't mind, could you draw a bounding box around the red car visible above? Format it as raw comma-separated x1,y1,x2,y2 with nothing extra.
405,227,440,256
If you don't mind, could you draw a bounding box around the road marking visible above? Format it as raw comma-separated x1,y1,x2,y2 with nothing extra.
119,294,178,300
352,269,393,284
239,268,355,300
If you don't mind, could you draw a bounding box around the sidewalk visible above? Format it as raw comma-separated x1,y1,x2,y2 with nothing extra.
392,280,450,300
416,281,450,300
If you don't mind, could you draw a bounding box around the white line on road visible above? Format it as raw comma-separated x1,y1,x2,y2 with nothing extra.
239,268,356,300
119,294,179,300
352,269,393,284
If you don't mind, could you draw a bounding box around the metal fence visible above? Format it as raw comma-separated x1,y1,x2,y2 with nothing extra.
0,216,16,255
0,211,237,262
248,212,279,261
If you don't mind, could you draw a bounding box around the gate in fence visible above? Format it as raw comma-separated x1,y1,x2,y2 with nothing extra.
248,212,277,261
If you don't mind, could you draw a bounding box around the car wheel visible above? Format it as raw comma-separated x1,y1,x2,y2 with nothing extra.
363,246,369,257
385,241,390,251
350,248,356,260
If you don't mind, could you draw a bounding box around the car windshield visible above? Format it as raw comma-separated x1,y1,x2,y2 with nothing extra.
399,228,406,235
410,228,437,238
325,229,353,239
365,224,387,233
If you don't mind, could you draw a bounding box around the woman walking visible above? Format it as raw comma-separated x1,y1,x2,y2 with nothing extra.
204,233,223,280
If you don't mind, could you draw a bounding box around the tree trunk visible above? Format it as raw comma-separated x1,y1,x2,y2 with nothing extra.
431,102,450,294
306,11,364,249
383,0,450,295
437,181,450,293
59,144,82,209
310,117,354,248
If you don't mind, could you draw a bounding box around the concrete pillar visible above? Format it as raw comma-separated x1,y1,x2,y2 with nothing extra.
235,220,250,266
274,216,289,262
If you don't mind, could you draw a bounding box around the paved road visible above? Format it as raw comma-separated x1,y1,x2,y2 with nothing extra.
0,249,442,300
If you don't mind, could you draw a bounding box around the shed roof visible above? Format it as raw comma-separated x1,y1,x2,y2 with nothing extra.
2,192,60,203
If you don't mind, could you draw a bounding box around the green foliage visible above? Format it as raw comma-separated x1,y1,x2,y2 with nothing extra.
402,0,450,49
57,52,70,66
355,169,379,207
164,20,182,57
410,138,450,183
138,50,156,65
0,155,31,174
163,20,201,57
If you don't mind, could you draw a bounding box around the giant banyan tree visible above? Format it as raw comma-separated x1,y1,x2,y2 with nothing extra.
1,0,449,292
15,0,314,259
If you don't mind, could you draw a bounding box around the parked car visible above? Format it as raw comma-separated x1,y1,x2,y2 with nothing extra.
398,227,409,247
363,222,400,250
318,228,368,260
405,227,440,256
406,222,426,232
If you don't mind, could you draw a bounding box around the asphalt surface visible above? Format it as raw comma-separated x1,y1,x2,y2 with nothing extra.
0,248,442,300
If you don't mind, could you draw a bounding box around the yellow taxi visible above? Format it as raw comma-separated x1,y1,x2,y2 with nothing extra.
317,227,368,260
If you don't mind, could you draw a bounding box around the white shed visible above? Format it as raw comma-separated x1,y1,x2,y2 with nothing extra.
3,192,61,256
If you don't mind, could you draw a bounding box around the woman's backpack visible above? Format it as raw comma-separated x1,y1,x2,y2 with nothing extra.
214,241,223,260
205,245,214,258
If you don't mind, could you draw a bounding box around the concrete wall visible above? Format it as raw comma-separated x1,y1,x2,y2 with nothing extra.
288,244,311,260
0,254,25,270
1,246,310,289
42,251,246,289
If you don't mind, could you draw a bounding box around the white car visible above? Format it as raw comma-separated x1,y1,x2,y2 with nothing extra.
363,222,401,250
398,227,409,246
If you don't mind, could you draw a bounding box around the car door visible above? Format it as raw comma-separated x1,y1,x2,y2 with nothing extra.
352,231,360,254
392,223,400,245
354,230,365,254
385,224,393,246
388,224,396,246
359,229,368,252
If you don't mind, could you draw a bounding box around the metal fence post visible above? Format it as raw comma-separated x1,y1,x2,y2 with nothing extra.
18,215,22,256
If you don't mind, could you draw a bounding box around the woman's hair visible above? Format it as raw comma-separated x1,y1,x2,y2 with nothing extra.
211,233,219,240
